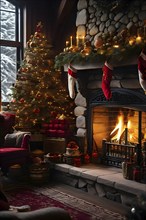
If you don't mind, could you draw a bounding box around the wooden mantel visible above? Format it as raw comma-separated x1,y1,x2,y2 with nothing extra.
63,57,138,72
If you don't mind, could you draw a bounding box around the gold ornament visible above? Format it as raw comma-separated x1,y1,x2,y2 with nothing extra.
81,46,91,56
94,37,103,49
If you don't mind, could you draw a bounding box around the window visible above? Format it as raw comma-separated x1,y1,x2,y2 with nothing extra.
0,0,24,105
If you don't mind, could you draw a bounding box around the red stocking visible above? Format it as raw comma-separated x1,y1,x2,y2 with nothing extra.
138,49,146,94
101,61,113,100
68,64,77,99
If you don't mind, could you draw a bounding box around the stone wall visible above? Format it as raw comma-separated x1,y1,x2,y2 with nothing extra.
76,0,146,46
52,164,146,208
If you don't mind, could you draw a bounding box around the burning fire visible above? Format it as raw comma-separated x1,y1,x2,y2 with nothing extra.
110,114,136,144
110,115,124,141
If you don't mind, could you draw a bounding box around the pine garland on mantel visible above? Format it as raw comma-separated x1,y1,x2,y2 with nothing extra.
54,43,144,70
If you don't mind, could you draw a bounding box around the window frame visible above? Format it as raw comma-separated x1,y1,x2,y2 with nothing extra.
0,0,24,107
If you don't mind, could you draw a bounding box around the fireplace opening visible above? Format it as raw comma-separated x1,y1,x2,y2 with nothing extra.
91,106,146,167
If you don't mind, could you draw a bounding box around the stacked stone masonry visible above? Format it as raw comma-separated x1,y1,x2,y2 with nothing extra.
53,163,146,207
76,0,146,46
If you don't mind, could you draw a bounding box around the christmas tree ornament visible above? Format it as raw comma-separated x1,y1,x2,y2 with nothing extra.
138,46,146,94
20,98,25,103
101,61,113,100
8,22,75,132
67,64,77,99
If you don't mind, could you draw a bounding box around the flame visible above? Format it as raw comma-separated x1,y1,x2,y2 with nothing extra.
110,111,139,144
110,115,125,141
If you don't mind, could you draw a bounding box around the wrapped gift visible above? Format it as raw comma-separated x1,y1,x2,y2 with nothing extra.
133,166,141,182
48,124,54,129
54,124,60,129
74,158,81,167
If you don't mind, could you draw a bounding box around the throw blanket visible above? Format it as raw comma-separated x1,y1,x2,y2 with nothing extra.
4,131,31,148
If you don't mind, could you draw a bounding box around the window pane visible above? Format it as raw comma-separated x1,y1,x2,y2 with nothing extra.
1,46,17,102
0,11,16,40
0,0,15,11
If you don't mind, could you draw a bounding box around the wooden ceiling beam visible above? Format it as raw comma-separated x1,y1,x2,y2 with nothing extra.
54,0,77,28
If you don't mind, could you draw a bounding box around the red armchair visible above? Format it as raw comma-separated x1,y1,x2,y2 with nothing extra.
0,112,31,175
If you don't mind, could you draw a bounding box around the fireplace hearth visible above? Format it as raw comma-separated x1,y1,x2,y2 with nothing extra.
87,90,146,167
70,64,146,167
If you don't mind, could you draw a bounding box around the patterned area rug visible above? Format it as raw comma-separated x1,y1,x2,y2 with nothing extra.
6,186,126,220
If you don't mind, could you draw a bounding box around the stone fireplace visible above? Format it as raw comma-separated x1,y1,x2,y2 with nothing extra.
70,63,146,166
61,0,146,166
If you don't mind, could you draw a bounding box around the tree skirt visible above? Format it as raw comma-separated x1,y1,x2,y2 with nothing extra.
6,187,126,220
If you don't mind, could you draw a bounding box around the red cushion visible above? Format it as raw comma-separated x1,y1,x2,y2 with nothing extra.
0,148,28,158
48,124,54,129
0,147,27,153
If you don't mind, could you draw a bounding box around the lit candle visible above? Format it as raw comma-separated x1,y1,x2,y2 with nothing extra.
82,36,85,45
70,36,73,47
113,44,119,48
76,36,79,47
136,35,142,44
129,38,134,45
66,41,69,47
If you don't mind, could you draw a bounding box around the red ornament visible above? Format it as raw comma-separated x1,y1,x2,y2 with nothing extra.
84,154,90,164
50,111,57,118
92,151,98,159
92,151,98,164
20,98,25,103
33,108,40,114
36,94,41,99
11,98,16,103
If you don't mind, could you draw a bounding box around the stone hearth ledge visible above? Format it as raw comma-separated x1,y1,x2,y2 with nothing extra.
53,163,146,196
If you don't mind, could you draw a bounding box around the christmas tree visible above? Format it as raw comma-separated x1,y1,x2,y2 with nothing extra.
8,22,75,133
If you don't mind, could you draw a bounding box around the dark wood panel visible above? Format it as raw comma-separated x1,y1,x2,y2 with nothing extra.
24,0,78,55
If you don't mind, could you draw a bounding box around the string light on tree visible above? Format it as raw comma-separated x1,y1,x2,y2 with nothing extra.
8,22,76,132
